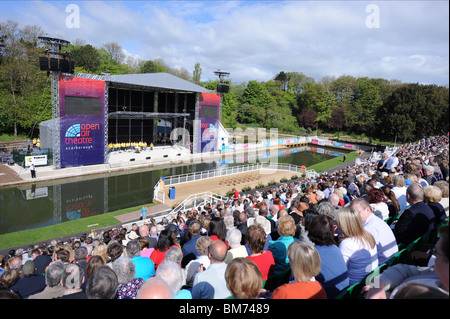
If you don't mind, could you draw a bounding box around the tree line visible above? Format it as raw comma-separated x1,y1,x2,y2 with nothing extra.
1,20,448,143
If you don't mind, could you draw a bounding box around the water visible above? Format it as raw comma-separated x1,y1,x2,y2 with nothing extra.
0,146,342,235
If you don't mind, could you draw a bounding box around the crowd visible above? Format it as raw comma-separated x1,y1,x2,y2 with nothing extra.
0,135,448,299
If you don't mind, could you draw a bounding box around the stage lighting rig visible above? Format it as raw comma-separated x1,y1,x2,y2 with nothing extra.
214,69,230,94
38,36,74,74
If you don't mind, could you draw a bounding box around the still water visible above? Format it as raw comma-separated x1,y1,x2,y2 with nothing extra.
0,146,343,235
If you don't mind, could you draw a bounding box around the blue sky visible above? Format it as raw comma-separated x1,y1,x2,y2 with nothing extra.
1,0,448,86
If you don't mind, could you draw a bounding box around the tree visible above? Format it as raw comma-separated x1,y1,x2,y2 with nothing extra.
297,108,318,130
102,41,125,64
376,83,449,142
193,62,202,85
70,44,101,73
138,60,166,73
297,82,336,129
0,20,47,137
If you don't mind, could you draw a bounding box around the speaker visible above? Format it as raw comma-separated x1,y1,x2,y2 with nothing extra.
60,59,69,73
69,60,75,73
217,84,229,93
49,58,59,71
39,57,49,71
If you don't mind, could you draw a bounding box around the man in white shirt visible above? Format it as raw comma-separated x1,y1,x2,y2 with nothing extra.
192,240,230,299
350,198,399,265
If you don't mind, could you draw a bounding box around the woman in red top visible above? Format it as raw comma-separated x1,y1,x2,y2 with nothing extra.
208,217,230,248
150,228,177,270
245,224,275,281
272,241,327,299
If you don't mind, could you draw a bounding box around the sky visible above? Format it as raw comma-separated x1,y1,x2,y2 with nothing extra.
1,0,449,86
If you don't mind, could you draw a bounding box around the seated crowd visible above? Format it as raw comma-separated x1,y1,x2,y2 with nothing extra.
0,135,448,299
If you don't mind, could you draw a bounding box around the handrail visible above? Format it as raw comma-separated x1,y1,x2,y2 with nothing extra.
164,192,230,219
162,163,317,187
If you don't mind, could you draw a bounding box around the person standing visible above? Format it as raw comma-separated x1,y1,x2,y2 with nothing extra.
141,205,148,220
30,164,36,179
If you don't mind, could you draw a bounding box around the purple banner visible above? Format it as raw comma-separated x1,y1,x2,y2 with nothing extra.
59,76,106,168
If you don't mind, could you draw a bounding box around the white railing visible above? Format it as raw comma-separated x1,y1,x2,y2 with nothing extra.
162,163,315,187
152,162,319,203
165,192,230,218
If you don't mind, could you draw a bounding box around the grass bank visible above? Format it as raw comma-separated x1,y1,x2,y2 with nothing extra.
0,203,156,251
307,151,360,173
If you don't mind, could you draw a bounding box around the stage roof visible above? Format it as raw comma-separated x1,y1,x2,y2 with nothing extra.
108,73,208,93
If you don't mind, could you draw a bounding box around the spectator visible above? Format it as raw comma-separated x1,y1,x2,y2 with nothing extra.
307,214,349,298
423,165,437,185
112,256,143,299
56,263,87,299
266,215,299,290
272,241,327,299
224,228,248,264
138,236,154,258
28,261,65,299
335,207,378,285
139,224,158,249
434,180,449,213
86,265,118,299
126,239,155,281
208,217,228,243
181,220,203,266
156,260,191,299
368,188,390,220
245,224,275,281
150,229,176,271
350,198,398,265
85,255,104,280
423,185,447,228
392,175,408,212
137,277,174,299
106,240,123,264
191,235,212,270
0,269,20,291
30,248,52,276
365,225,449,299
236,212,248,243
92,242,108,263
380,186,400,218
10,260,46,299
192,240,230,299
225,258,263,299
74,246,88,275
393,183,436,246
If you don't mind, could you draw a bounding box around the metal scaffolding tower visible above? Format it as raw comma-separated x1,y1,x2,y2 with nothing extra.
38,36,71,169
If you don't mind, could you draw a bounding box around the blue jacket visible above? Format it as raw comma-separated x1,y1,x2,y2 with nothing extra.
268,236,298,278
393,201,435,246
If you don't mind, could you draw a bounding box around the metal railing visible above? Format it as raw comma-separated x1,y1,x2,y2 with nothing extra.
168,192,230,217
163,163,316,187
152,163,318,203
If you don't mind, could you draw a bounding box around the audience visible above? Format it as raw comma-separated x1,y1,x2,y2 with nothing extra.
1,135,447,300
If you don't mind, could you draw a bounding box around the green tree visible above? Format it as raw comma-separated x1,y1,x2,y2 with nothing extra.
193,62,202,85
138,60,166,73
0,20,47,137
70,44,101,73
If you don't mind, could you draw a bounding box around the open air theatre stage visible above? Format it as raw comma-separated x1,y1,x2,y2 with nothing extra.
40,72,225,169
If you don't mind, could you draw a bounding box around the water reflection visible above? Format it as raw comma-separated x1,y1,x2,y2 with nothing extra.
0,146,341,234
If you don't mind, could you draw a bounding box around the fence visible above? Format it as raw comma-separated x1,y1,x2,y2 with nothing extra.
153,163,319,203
